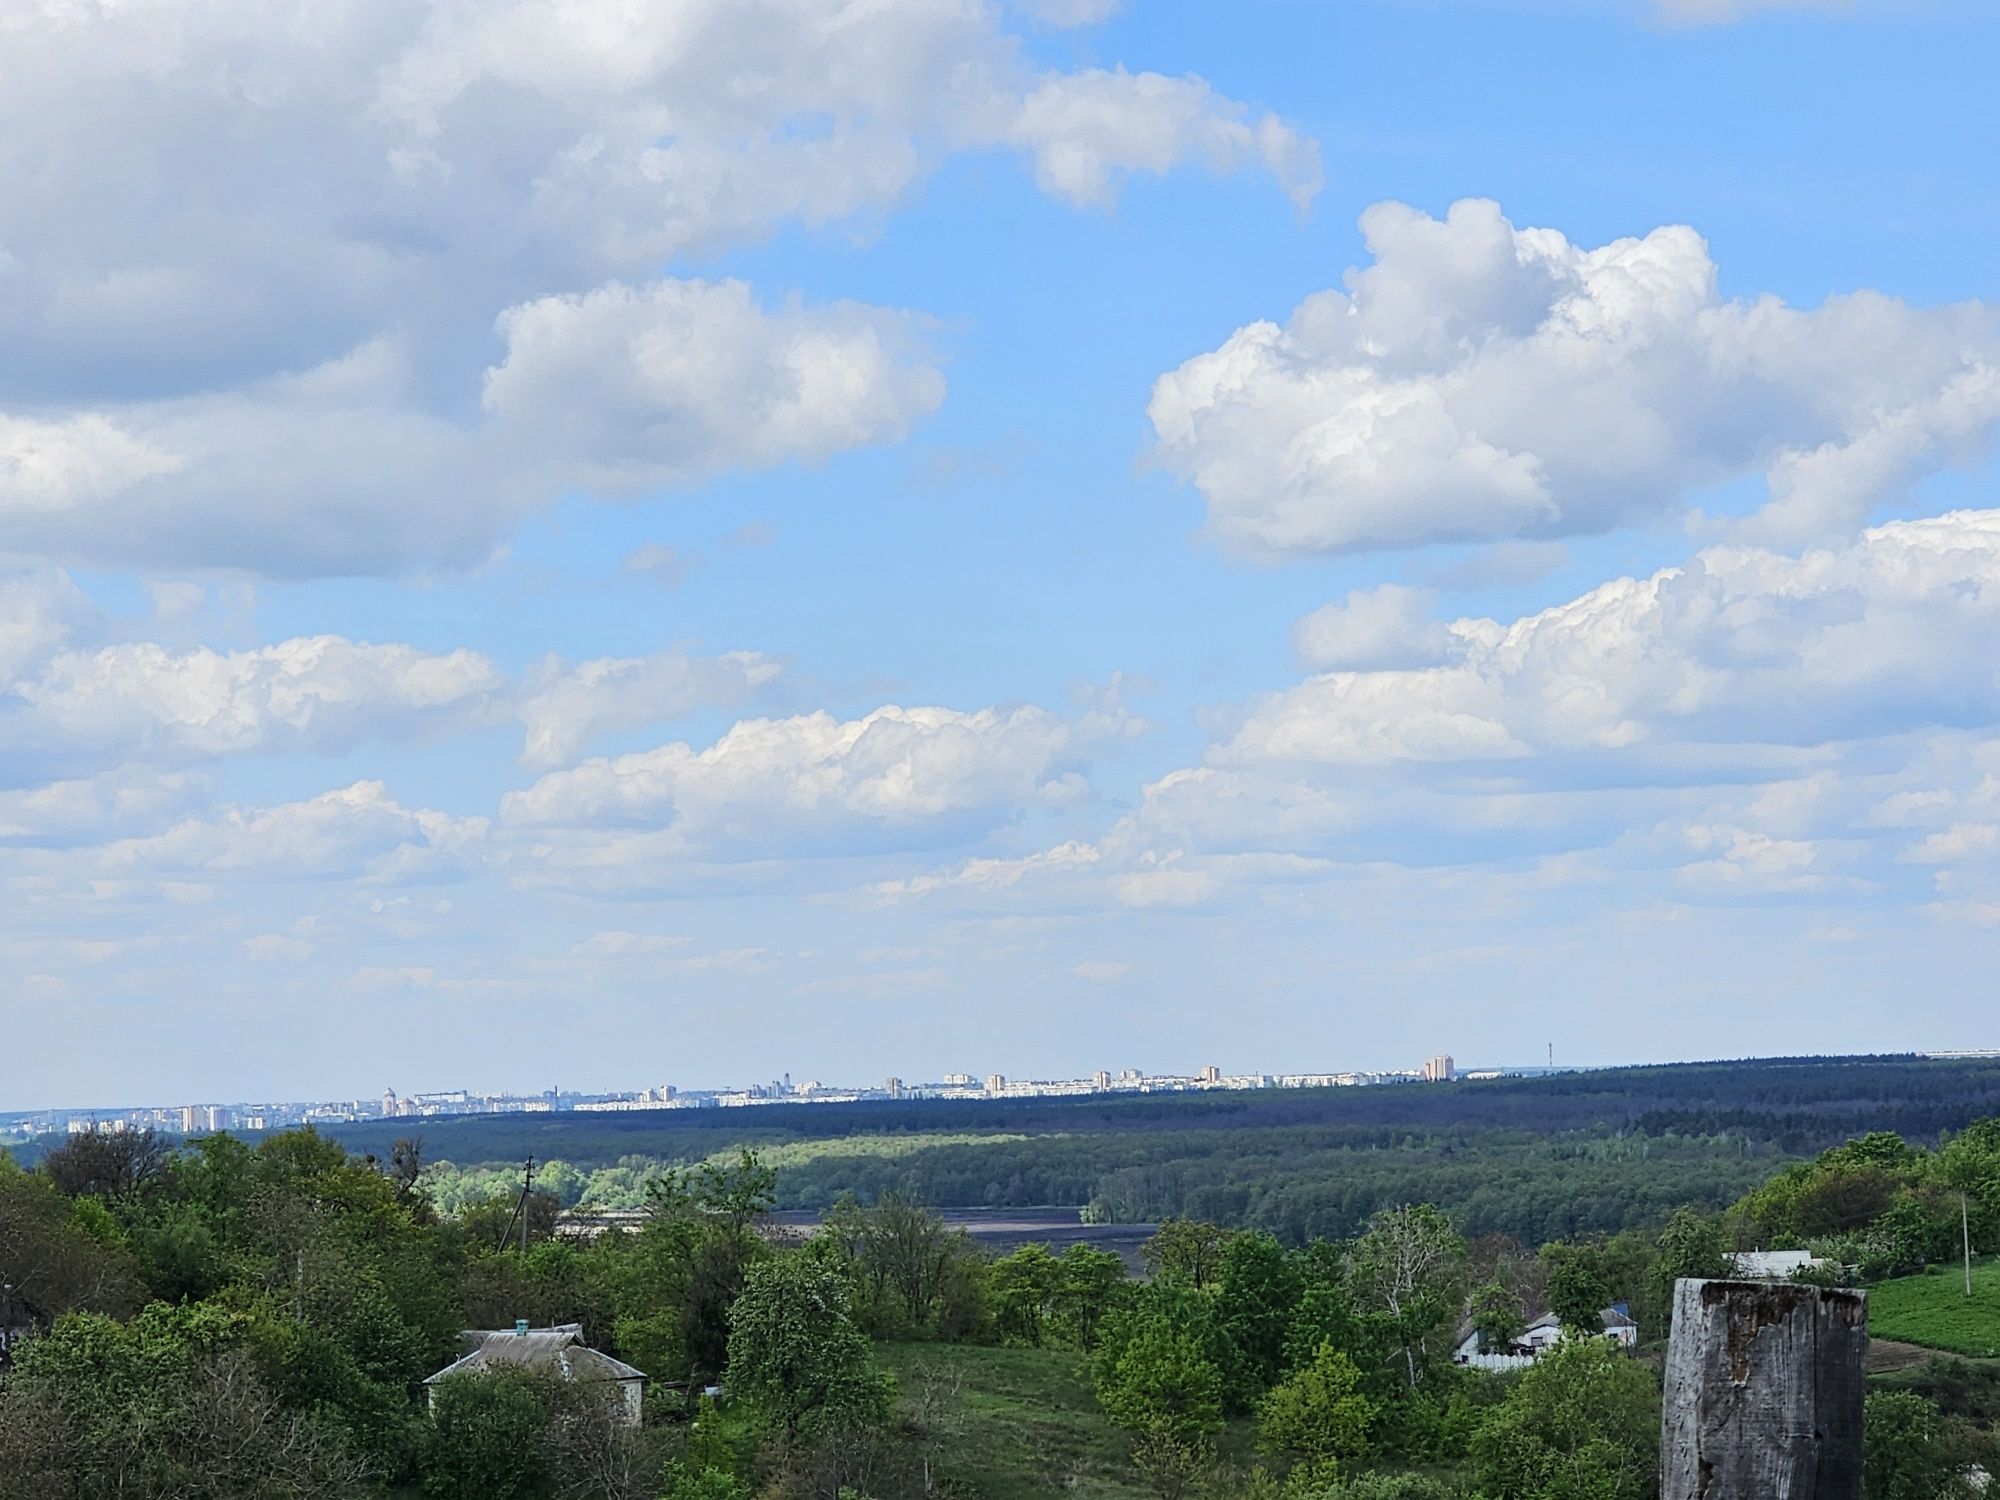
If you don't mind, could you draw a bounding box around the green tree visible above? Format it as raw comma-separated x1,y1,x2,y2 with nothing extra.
1649,1208,1731,1339
861,1192,967,1331
1052,1242,1129,1350
661,1470,750,1500
660,1396,752,1500
1597,1231,1660,1339
1471,1337,1660,1500
1257,1340,1377,1487
626,1150,779,1379
1096,1321,1226,1446
687,1150,778,1256
1214,1231,1303,1398
1,1303,372,1500
1542,1244,1613,1337
1283,1243,1389,1383
420,1369,552,1500
724,1255,890,1444
1290,1478,1455,1499
989,1242,1061,1346
1347,1205,1466,1390
1143,1219,1233,1289
1468,1280,1525,1353
1863,1390,1980,1500
38,1128,173,1202
0,1169,142,1333
1129,1423,1218,1500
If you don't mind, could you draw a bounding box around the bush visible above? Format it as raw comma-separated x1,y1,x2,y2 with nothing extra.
1863,1390,1982,1500
1257,1341,1376,1486
1301,1477,1459,1500
419,1371,552,1500
1470,1337,1659,1500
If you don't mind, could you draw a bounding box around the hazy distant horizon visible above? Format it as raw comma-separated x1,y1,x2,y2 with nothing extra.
10,1048,1990,1124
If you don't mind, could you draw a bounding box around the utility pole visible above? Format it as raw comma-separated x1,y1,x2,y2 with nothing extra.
1965,1192,1974,1299
497,1155,537,1254
522,1156,535,1256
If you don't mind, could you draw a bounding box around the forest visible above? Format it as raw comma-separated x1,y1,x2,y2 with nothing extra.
7,1055,2000,1497
273,1055,2000,1245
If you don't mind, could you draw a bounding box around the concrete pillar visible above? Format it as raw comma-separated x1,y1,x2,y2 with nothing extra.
1660,1278,1867,1500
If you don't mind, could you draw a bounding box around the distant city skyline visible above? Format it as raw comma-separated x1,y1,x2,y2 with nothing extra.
5,1054,1485,1131
15,1046,1999,1135
4,3,1999,1102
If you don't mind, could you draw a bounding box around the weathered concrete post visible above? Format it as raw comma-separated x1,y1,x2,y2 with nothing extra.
1660,1278,1867,1500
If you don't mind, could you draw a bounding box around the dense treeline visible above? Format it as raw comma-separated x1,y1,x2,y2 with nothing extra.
290,1055,2000,1170
97,1054,1987,1251
412,1128,1778,1246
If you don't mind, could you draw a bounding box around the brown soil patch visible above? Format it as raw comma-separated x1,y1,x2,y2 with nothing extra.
1868,1337,1948,1373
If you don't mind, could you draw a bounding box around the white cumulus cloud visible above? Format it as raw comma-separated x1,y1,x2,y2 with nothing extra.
519,649,784,770
483,280,946,492
1011,69,1320,210
1150,198,2000,557
1224,509,2000,769
504,700,1118,849
1291,584,1452,671
0,0,1313,576
19,781,487,888
11,636,505,760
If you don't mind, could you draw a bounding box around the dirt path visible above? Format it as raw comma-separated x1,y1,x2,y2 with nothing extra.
1869,1337,1960,1373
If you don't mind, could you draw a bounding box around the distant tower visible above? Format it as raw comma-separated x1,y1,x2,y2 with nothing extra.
383,1086,398,1118
885,1076,904,1099
1200,1065,1221,1084
1093,1069,1112,1092
985,1073,1007,1095
1422,1054,1455,1083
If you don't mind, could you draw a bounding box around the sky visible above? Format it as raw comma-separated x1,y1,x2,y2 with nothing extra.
4,0,1999,1108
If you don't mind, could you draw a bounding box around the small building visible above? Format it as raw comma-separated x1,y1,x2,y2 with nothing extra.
424,1322,646,1426
1454,1304,1640,1366
1730,1249,1825,1281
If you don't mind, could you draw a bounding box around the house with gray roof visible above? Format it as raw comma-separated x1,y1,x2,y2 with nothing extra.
424,1321,647,1426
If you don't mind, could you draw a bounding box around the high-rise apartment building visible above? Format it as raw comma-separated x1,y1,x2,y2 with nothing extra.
1422,1054,1455,1083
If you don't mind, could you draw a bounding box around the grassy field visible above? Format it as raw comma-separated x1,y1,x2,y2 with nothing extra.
1869,1257,2000,1358
876,1343,1172,1500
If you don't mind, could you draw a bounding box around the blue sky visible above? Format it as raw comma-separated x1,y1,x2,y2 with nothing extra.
4,0,1998,1106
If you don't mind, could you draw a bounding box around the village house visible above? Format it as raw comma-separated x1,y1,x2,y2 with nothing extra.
423,1322,647,1427
1453,1303,1640,1368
